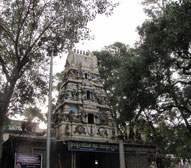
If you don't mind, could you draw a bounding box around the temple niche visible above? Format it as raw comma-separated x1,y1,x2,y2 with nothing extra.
53,49,117,142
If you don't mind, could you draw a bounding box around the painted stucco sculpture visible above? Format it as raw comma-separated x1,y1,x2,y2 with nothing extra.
53,49,117,142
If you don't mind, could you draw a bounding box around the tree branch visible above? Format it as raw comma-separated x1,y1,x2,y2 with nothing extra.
172,94,191,133
15,0,32,60
17,14,58,77
27,2,48,48
0,56,10,81
133,107,143,123
0,20,15,43
143,110,160,141
173,80,191,86
176,61,191,75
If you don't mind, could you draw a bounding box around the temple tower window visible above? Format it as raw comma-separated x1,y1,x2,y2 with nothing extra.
85,73,88,79
88,114,94,124
87,91,91,100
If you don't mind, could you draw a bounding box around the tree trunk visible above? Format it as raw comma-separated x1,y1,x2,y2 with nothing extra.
179,109,191,134
0,112,6,165
0,78,17,164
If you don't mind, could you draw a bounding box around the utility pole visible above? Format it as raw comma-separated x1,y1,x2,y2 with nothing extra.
46,43,57,168
119,140,126,168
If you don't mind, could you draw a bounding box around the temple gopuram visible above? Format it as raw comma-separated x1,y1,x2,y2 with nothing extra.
52,49,119,168
51,50,156,168
53,49,117,142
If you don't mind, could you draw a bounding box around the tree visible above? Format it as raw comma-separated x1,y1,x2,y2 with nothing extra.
135,0,191,159
0,0,117,162
94,0,191,161
95,0,191,157
138,0,191,131
22,107,46,122
94,42,152,140
94,42,126,120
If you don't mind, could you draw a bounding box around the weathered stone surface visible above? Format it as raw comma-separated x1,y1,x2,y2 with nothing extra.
53,50,117,142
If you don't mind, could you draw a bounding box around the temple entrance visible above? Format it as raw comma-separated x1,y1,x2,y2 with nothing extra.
76,152,105,168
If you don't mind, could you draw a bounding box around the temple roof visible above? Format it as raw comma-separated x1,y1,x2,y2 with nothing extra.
66,49,99,74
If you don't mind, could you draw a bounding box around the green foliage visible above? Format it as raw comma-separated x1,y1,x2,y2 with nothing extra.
137,0,191,160
94,42,130,121
22,107,46,122
96,0,191,160
138,0,191,131
0,0,117,119
0,0,117,112
55,71,65,92
0,0,118,160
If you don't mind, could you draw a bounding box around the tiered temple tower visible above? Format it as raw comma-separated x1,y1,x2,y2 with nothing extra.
53,49,117,142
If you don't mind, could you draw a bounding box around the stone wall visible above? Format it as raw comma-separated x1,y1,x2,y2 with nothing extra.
1,135,47,168
125,154,155,168
15,138,46,168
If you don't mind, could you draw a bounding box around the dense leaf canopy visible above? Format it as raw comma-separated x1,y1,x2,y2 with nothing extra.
0,0,117,162
95,0,191,161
